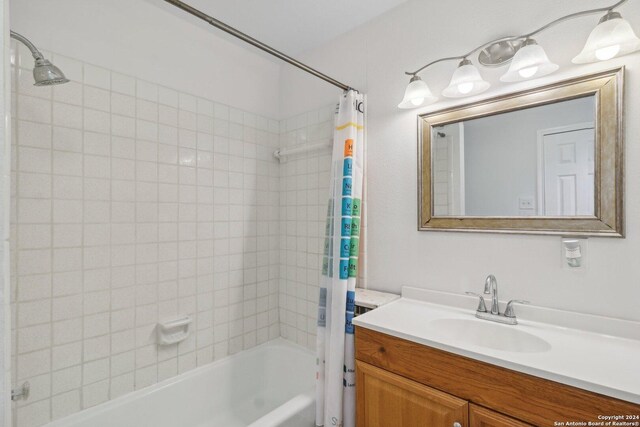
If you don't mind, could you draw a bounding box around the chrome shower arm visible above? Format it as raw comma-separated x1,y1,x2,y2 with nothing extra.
10,30,45,61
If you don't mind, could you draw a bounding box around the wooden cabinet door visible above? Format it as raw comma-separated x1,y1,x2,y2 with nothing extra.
356,360,468,427
470,404,532,427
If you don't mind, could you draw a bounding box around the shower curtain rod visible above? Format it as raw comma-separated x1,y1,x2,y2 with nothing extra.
163,0,356,92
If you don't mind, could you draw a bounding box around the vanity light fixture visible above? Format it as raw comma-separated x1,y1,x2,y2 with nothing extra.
399,0,637,109
442,59,490,98
573,10,640,63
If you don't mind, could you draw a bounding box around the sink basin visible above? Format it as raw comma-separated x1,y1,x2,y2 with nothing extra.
429,318,552,353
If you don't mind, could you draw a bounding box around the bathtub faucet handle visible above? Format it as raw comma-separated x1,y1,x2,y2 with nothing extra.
11,382,30,401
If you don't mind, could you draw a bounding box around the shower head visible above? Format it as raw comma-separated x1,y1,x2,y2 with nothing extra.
10,30,69,86
33,58,69,86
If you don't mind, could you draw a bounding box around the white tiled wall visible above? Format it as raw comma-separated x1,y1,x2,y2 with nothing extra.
277,106,334,349
276,103,368,350
9,43,280,427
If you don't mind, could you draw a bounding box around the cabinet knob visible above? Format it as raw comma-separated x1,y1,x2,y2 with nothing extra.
453,423,462,427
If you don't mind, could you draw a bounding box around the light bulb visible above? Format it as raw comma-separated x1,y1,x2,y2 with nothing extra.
595,44,621,60
518,66,538,78
411,97,424,106
457,82,474,94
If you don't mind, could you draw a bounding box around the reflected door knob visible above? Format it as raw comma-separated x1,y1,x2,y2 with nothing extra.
453,423,462,427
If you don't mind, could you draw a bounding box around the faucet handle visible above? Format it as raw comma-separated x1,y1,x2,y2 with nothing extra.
465,292,487,313
504,300,530,318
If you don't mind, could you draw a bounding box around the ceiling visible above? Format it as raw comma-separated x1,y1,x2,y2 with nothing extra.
161,0,409,55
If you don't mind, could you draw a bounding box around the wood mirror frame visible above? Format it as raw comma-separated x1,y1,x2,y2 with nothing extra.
418,67,624,237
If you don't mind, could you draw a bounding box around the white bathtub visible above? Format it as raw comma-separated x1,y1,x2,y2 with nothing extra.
45,339,316,427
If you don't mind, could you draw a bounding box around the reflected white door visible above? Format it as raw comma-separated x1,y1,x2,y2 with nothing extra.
432,123,465,216
540,126,594,216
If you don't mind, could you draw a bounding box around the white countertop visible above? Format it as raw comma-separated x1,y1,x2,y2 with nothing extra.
353,287,640,404
355,288,400,309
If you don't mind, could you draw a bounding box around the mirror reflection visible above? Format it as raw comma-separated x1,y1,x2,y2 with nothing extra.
432,96,595,217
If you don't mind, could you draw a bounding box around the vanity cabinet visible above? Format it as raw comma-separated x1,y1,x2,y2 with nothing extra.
356,361,468,427
355,327,640,427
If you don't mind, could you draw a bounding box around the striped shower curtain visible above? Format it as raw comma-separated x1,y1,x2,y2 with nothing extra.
316,90,364,427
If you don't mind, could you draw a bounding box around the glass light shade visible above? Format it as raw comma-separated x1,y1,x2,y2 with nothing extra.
500,40,559,82
398,76,437,109
442,61,490,98
573,14,640,64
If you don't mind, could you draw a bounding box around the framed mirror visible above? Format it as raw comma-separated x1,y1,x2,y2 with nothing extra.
418,68,624,236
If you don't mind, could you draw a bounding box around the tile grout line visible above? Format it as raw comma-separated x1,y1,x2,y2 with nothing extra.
46,53,54,422
13,45,24,422
106,70,114,403
132,77,138,394
154,85,159,384
211,107,216,360
176,97,182,373
78,61,86,414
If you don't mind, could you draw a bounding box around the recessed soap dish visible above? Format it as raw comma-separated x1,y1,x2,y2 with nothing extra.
157,316,192,345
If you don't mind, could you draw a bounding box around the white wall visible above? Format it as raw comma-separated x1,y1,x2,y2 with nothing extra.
9,0,281,118
279,0,640,322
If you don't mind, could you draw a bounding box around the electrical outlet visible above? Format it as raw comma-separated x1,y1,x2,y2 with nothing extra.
518,196,535,210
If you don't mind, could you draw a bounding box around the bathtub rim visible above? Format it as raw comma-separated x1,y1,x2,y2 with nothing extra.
246,387,315,427
43,338,314,427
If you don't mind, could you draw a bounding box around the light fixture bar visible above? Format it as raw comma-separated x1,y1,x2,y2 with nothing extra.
406,55,469,76
405,0,629,76
520,0,628,40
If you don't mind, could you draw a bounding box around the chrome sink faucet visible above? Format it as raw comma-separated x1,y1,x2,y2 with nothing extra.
466,275,530,325
484,274,499,315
